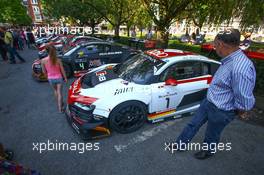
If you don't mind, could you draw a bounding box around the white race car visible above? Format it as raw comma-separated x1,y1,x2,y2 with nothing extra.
66,49,220,139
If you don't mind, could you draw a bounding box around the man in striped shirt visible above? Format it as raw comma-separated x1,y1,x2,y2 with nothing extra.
176,29,256,159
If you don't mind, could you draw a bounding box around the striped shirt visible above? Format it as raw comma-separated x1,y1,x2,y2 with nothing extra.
207,49,256,111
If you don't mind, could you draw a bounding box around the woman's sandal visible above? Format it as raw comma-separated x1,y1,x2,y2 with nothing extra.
59,102,66,113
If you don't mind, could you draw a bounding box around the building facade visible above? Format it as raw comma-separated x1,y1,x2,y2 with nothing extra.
22,0,44,25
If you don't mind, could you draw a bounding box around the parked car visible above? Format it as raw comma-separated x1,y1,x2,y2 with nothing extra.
32,41,138,81
66,49,221,139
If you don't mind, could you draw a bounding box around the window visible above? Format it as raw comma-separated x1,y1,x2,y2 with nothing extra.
35,14,42,21
86,44,110,53
32,0,38,4
33,6,40,13
160,61,209,81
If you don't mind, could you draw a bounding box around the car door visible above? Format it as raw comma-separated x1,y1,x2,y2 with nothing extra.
150,60,211,114
74,45,98,72
74,44,108,71
104,45,124,63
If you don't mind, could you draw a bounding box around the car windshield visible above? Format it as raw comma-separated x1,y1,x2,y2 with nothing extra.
64,45,80,56
114,54,165,84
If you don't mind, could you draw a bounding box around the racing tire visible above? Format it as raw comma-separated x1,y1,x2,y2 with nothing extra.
63,62,72,78
109,101,147,134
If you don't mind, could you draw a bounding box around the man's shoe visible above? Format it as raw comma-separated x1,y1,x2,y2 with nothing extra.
9,61,16,64
194,150,213,160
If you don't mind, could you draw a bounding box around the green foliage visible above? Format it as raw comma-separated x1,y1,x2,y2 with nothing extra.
0,0,31,25
254,60,264,95
142,0,193,48
42,0,264,38
42,0,103,30
188,0,264,30
238,0,264,29
133,6,152,34
86,0,140,37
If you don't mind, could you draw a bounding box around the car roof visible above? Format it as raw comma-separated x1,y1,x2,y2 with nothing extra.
145,49,195,59
145,49,219,63
79,41,114,46
74,36,101,40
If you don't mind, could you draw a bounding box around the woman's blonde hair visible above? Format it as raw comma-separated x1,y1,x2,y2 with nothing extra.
46,44,58,65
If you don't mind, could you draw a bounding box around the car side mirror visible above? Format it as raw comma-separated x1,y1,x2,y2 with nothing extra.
165,78,178,86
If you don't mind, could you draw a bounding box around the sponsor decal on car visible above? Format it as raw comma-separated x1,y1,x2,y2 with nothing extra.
147,50,169,58
89,59,102,67
148,109,177,121
114,87,134,95
99,51,122,56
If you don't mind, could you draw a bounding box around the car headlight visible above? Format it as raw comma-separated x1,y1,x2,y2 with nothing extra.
74,102,95,111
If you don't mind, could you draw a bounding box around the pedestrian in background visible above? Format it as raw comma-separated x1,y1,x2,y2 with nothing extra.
146,29,153,40
0,27,8,61
25,28,35,49
176,29,256,159
12,28,20,50
4,27,25,64
41,45,68,113
18,28,25,50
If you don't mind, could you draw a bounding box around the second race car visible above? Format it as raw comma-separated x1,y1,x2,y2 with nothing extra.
32,40,138,81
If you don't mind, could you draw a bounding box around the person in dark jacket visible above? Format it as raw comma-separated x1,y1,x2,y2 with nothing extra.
4,27,26,64
0,27,8,61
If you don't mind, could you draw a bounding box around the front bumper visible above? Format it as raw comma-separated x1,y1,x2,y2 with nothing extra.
65,104,111,140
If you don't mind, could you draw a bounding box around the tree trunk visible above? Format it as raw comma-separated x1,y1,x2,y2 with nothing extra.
157,26,169,49
90,19,95,35
127,25,130,37
114,25,120,38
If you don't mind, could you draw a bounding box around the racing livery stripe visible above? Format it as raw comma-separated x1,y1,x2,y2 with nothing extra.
71,95,98,105
177,89,207,108
176,76,212,85
146,49,194,59
68,78,98,105
148,109,176,120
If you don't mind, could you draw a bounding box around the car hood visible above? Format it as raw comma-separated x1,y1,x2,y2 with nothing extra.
78,68,138,99
80,78,136,99
81,68,119,87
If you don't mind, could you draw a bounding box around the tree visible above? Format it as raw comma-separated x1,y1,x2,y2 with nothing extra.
188,0,264,32
0,0,31,25
41,0,103,34
142,0,193,48
86,0,140,38
134,5,153,38
236,0,264,30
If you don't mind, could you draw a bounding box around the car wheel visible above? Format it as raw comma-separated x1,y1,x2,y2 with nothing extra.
63,63,72,78
109,101,147,134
